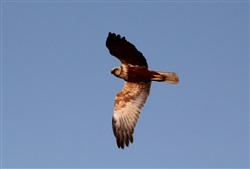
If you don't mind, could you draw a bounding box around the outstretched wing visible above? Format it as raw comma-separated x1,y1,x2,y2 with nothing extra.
106,32,148,67
112,81,151,149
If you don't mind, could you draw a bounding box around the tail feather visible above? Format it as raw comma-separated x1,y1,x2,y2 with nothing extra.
151,72,179,84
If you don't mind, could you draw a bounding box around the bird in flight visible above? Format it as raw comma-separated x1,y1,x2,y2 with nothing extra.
106,32,179,149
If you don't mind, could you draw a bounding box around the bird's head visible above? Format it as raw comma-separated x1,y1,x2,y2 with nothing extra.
111,66,121,77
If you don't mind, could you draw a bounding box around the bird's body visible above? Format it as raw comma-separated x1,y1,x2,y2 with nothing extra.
112,64,178,83
106,32,179,149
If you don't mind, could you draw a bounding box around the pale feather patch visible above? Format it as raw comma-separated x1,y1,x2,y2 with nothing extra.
112,81,151,149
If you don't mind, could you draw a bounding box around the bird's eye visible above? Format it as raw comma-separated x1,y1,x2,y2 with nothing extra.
111,68,117,74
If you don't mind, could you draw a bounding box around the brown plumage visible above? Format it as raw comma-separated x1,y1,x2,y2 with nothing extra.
106,32,148,67
106,32,179,149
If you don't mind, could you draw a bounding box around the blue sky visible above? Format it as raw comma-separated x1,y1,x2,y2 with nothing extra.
0,1,249,168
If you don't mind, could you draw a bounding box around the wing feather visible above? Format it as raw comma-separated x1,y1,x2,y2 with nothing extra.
112,81,151,149
106,32,148,67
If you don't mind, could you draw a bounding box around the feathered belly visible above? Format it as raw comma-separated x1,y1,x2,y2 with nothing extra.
126,67,153,82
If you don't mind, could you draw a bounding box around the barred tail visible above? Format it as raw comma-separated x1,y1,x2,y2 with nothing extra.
151,71,179,84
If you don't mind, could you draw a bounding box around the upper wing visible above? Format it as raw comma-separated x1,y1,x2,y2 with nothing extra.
112,81,151,149
106,32,148,67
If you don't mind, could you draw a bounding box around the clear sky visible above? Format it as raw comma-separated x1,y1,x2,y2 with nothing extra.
0,0,249,168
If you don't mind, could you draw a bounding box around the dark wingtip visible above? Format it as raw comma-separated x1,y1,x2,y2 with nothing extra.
107,32,125,40
115,133,133,149
106,32,148,67
107,32,115,37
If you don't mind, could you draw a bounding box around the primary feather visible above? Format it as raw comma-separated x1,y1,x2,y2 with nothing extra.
106,32,148,67
112,82,151,149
